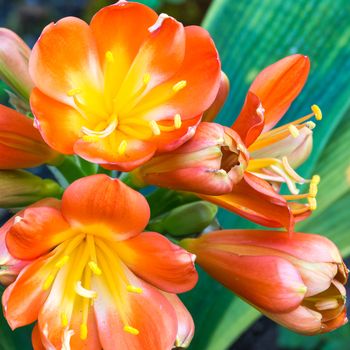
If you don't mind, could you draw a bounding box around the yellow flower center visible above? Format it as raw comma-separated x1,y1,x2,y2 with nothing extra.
42,231,142,340
67,51,186,155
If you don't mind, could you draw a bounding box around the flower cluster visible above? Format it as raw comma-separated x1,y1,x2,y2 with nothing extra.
0,1,347,349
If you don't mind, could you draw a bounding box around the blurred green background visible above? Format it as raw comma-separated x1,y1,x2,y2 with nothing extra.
0,0,349,349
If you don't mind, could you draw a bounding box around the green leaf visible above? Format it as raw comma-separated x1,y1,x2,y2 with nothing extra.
184,1,350,349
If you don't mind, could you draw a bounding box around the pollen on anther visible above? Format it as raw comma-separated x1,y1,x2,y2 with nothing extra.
288,124,300,138
311,104,322,120
143,73,151,85
123,325,140,335
174,114,182,129
127,285,143,294
118,140,128,155
149,120,161,135
308,197,317,211
88,261,102,275
67,88,82,97
105,51,115,63
312,174,321,185
305,121,316,129
80,324,88,340
172,80,187,92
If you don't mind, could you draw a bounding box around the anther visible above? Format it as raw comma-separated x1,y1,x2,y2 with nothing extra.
305,121,316,129
105,51,115,63
127,285,143,294
174,114,182,129
75,281,97,299
149,120,161,135
67,88,82,97
61,312,69,327
14,216,22,224
123,325,140,335
312,174,321,185
43,274,55,290
288,124,300,138
80,324,88,340
308,197,317,211
309,183,318,197
143,73,151,85
88,261,102,275
118,140,128,155
55,256,70,268
172,80,187,92
311,105,322,120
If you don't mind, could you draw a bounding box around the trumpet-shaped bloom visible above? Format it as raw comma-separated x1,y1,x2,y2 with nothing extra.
133,122,249,195
182,230,348,335
202,55,319,230
2,174,198,349
0,104,60,169
29,1,221,171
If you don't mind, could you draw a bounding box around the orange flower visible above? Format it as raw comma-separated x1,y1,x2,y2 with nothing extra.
0,104,60,169
2,174,197,349
29,1,221,171
182,230,348,335
201,54,320,230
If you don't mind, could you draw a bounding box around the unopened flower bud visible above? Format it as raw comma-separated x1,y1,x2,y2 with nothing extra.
0,28,33,102
135,122,249,196
0,170,63,208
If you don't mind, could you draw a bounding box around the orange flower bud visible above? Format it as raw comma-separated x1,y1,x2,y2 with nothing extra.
202,71,230,122
182,230,348,335
0,28,33,101
134,122,249,195
0,104,60,169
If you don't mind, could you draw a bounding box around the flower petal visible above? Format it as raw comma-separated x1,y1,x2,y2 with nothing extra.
6,199,72,260
249,54,310,132
200,172,294,231
61,175,150,240
116,232,197,293
30,88,86,154
29,16,103,104
32,324,45,350
231,91,264,147
93,273,177,350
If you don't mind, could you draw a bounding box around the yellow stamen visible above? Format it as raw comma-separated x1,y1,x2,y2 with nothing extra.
123,325,139,335
174,113,182,129
61,312,69,327
105,51,115,63
118,140,128,155
88,261,102,275
82,135,100,143
55,255,70,269
43,274,55,290
288,124,300,138
305,121,316,129
75,281,97,299
80,323,88,340
143,73,151,85
312,174,321,185
149,120,161,136
172,80,187,92
308,197,317,210
309,183,318,197
127,285,143,294
67,88,81,97
311,104,322,120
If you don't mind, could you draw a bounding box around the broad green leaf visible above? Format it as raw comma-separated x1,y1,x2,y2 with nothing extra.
185,1,350,349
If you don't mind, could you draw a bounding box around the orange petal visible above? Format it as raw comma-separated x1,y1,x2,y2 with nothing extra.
74,135,156,172
6,200,72,260
184,235,305,313
29,16,103,104
2,252,55,329
92,273,178,350
129,25,221,124
90,1,157,96
116,232,197,293
32,324,45,350
231,91,264,147
0,104,58,169
61,175,150,240
30,88,86,154
249,54,310,132
163,293,194,348
200,172,294,231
